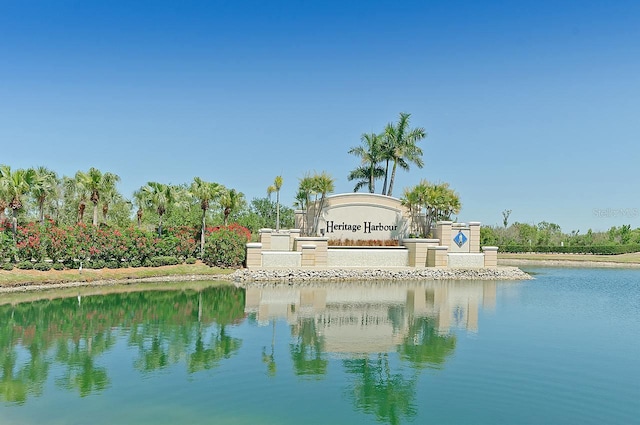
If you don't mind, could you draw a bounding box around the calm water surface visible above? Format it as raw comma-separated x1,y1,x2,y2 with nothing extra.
1,268,638,425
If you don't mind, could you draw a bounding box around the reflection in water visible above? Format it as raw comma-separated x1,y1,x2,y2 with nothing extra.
1,280,497,425
0,285,246,404
246,281,496,424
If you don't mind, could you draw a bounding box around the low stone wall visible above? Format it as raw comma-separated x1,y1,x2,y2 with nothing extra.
230,266,532,284
448,253,485,268
261,252,302,268
327,247,409,268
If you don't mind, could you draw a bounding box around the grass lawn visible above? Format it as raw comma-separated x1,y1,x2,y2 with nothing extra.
0,262,233,287
498,252,640,264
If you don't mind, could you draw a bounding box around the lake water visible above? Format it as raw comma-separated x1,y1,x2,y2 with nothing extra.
1,268,638,425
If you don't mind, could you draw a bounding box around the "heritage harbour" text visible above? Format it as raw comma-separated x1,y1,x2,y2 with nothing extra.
325,220,398,234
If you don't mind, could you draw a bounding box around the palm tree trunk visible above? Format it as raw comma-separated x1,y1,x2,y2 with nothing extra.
200,209,206,257
92,203,99,227
39,200,45,224
276,191,280,232
382,159,390,195
387,161,398,197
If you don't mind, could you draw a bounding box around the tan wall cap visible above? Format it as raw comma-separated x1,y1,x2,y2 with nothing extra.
482,246,499,251
428,246,449,250
247,243,263,248
436,221,453,225
401,238,440,243
468,221,481,226
259,228,273,233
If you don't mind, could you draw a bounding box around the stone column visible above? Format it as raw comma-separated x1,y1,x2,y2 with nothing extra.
259,229,272,250
482,246,498,268
436,221,453,247
427,246,449,267
469,222,481,253
246,243,263,268
289,229,301,251
301,244,316,267
295,237,328,267
402,239,439,267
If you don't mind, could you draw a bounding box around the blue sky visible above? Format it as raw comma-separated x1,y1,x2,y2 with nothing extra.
1,0,638,232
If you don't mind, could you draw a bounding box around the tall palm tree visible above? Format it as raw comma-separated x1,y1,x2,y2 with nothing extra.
100,185,125,226
63,176,87,224
267,176,283,231
190,177,223,256
348,133,385,193
381,113,426,197
30,166,60,224
295,175,315,235
132,189,146,227
219,189,244,226
310,171,335,236
137,182,175,236
0,165,36,234
74,168,121,227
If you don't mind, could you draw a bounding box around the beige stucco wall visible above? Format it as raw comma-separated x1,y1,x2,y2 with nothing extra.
298,193,412,240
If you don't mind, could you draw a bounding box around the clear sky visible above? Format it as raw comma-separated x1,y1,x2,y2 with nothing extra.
1,0,638,232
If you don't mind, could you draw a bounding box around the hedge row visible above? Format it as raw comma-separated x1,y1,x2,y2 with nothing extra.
1,221,250,268
500,245,640,255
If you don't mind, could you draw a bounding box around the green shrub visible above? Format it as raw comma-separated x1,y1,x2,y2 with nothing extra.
106,260,120,269
16,261,34,270
147,256,180,267
86,260,106,269
51,262,65,271
203,228,246,268
129,259,142,268
2,263,14,271
186,257,197,264
33,262,52,271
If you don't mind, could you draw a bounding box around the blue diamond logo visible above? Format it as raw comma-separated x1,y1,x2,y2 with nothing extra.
453,231,467,248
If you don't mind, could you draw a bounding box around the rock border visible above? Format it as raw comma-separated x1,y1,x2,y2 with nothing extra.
229,266,532,286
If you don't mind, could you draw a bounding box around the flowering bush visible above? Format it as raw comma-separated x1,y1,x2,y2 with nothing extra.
206,223,251,242
15,222,44,262
0,221,252,268
203,227,247,268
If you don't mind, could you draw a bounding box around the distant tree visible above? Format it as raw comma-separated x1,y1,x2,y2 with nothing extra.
401,180,461,237
30,166,60,224
347,133,385,193
381,113,426,197
220,188,245,226
267,176,283,231
190,177,223,256
136,182,176,236
0,165,36,234
502,209,512,228
74,168,120,227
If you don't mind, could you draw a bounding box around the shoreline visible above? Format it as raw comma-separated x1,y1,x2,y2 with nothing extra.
499,259,640,269
0,266,531,293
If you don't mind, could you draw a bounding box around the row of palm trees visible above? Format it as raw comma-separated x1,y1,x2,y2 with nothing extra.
0,165,245,247
348,112,426,197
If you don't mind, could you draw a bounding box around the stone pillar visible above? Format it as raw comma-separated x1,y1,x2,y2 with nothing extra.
427,246,449,267
301,244,316,267
469,222,481,253
436,221,453,247
246,243,263,268
289,229,301,251
402,239,439,267
259,229,272,250
295,237,328,267
483,246,498,268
